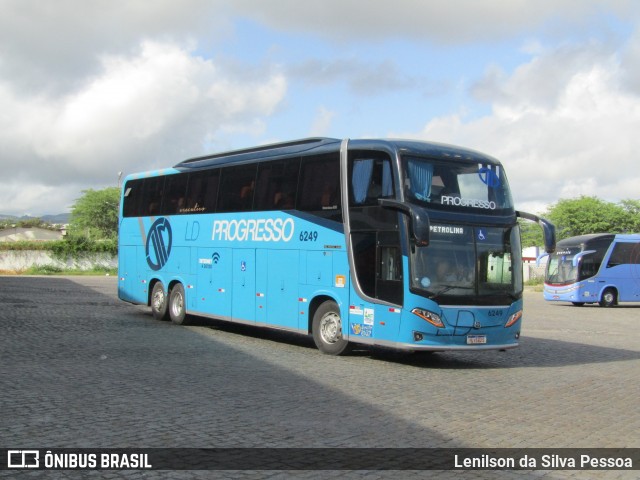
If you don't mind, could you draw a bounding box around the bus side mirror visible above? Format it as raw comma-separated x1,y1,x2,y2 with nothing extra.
410,205,431,247
378,199,430,246
571,250,596,268
536,252,549,267
516,211,556,254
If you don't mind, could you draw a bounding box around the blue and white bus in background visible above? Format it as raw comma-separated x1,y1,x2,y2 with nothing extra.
543,233,640,307
118,137,555,354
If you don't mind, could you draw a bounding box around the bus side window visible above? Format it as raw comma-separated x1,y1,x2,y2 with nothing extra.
122,178,144,217
350,155,394,206
351,232,376,297
608,243,629,267
254,158,300,211
185,169,219,213
298,153,341,216
607,242,640,267
161,173,189,215
217,165,258,213
580,257,597,278
320,182,337,207
142,177,165,216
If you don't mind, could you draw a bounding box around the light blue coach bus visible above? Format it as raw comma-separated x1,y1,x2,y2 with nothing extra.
543,233,640,307
118,138,555,354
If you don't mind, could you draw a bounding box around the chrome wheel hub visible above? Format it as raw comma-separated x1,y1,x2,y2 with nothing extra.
319,312,341,344
171,292,184,316
152,289,165,310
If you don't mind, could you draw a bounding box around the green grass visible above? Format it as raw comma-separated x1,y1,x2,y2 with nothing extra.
0,240,53,251
3,266,118,276
524,276,545,292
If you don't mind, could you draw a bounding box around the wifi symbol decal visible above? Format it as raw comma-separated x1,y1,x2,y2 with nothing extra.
212,252,221,264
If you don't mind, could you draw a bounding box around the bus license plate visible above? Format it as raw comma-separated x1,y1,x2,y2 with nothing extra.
467,335,487,345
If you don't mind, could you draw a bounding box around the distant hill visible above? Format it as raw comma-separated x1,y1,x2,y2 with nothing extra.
41,213,70,224
0,213,70,224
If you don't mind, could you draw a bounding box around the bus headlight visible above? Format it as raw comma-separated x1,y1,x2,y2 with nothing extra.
504,310,522,328
411,308,444,328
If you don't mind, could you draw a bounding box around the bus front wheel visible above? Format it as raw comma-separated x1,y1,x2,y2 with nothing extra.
312,301,350,355
150,282,169,321
599,288,617,308
169,283,189,325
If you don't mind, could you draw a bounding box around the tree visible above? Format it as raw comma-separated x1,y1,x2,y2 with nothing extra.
545,196,639,241
17,217,45,228
68,187,120,240
518,219,544,248
619,199,640,231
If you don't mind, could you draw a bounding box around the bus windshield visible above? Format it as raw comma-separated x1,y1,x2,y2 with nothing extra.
546,247,604,285
402,155,513,214
410,224,523,305
546,248,581,285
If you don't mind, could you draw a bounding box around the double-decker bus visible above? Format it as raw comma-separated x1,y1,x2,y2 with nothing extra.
543,233,640,307
118,137,555,354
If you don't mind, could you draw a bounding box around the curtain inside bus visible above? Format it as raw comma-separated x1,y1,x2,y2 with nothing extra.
406,159,433,201
352,159,374,204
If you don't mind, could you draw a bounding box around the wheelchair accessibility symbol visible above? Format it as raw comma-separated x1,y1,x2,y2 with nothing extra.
146,217,173,271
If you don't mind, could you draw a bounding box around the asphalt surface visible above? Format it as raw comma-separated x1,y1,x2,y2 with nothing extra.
1,275,639,479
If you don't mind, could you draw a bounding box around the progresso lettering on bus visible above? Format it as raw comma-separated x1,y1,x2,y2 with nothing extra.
212,217,295,242
441,195,497,210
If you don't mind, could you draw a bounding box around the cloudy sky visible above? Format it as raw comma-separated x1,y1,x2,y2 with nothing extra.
1,0,639,217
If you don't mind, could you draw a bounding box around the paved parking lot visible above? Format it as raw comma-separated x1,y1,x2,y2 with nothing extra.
1,275,638,479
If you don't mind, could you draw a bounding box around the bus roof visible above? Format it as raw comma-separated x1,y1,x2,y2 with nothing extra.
173,137,503,171
556,234,614,247
613,233,640,241
556,233,640,248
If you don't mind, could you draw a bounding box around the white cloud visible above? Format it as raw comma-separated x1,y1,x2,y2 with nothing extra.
0,40,287,215
0,0,232,94
0,182,71,218
288,58,420,95
309,106,335,136
398,40,640,213
231,0,640,43
1,0,638,218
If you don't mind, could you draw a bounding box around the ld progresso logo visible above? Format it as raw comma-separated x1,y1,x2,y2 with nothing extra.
146,217,172,271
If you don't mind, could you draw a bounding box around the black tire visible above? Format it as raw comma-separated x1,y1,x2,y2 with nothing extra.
599,288,617,308
150,282,169,321
169,283,189,325
312,300,350,355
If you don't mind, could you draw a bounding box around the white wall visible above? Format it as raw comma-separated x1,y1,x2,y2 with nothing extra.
0,250,117,272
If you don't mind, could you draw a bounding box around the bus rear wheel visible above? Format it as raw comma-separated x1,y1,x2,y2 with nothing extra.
169,283,189,325
599,288,617,308
312,300,350,355
150,282,169,321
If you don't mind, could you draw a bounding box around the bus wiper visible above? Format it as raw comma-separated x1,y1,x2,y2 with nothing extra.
428,284,473,298
489,290,520,301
